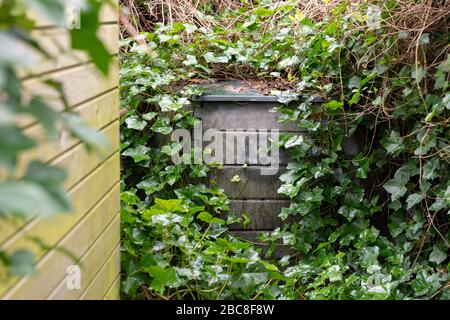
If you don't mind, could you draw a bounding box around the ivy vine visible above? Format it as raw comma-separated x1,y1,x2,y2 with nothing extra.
119,0,449,299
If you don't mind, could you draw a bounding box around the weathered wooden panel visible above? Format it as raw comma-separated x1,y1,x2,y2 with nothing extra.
203,130,289,165
20,24,119,78
47,216,120,300
79,245,121,300
195,101,302,131
0,153,120,297
210,166,286,199
227,200,290,230
231,231,292,259
1,185,119,300
195,92,302,258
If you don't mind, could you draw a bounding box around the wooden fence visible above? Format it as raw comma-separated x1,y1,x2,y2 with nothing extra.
0,3,120,300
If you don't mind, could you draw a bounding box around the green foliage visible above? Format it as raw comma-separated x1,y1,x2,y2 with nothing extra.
121,194,282,299
120,37,287,298
0,0,112,278
120,0,449,299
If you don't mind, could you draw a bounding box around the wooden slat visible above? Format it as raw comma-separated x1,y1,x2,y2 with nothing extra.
227,200,290,230
103,275,121,300
47,216,120,300
1,185,119,300
210,166,286,199
195,102,302,131
0,153,120,296
57,121,119,189
0,119,119,245
203,130,289,165
20,24,119,78
231,231,292,259
23,59,118,114
21,89,119,164
199,95,279,102
33,3,118,28
18,60,118,129
79,246,121,300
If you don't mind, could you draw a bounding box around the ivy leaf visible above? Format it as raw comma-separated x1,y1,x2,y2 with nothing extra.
337,205,363,222
197,211,224,225
411,65,426,83
143,112,158,121
383,179,407,201
154,198,186,213
278,183,299,198
429,198,445,212
230,175,241,183
413,138,436,156
7,250,36,276
197,211,213,223
147,266,178,294
324,100,343,111
429,245,447,265
436,54,450,73
422,157,439,180
406,193,424,210
171,21,185,33
358,246,380,269
161,142,183,156
183,54,198,67
151,117,172,135
348,76,361,89
204,52,229,63
434,70,448,90
24,0,65,25
140,253,157,267
122,277,139,297
62,113,108,149
122,145,151,162
125,115,147,130
394,162,419,184
254,7,274,17
25,160,67,186
70,1,111,75
381,131,404,156
137,178,164,195
27,99,60,140
158,96,189,112
411,270,443,296
419,33,430,45
0,181,71,217
0,124,37,170
284,135,304,148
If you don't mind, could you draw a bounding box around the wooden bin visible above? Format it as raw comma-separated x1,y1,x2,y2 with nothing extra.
191,81,307,257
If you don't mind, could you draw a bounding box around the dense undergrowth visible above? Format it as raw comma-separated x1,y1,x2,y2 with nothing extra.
120,0,450,299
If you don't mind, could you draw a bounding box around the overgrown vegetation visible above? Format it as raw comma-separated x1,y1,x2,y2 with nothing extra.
120,0,449,299
0,0,112,278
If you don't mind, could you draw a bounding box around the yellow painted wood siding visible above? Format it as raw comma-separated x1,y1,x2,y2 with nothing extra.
0,2,120,300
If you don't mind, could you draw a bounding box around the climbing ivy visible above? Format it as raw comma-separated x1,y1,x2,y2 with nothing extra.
0,0,112,278
120,0,449,299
